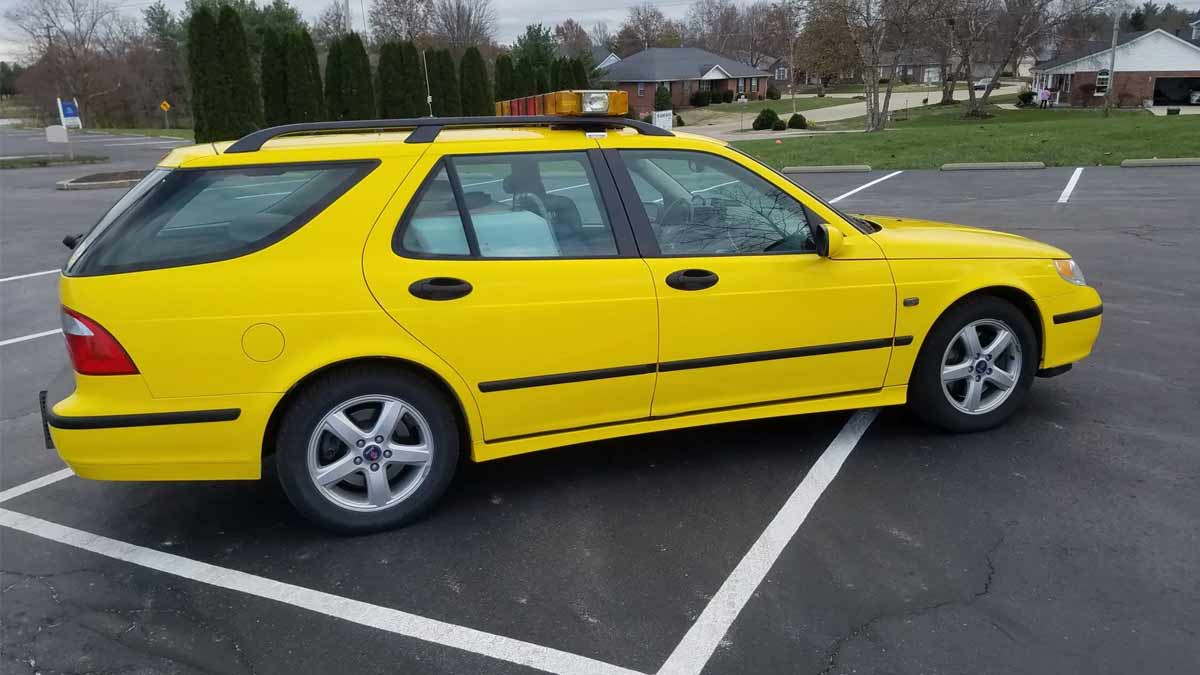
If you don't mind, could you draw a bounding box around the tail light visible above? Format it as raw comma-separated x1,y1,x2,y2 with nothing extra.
61,307,139,375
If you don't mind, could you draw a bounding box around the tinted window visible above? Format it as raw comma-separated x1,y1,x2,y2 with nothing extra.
620,150,815,256
67,162,373,276
398,152,618,258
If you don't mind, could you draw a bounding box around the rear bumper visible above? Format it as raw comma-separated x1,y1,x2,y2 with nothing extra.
41,365,276,481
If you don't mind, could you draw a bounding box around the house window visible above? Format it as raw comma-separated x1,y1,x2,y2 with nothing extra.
699,80,711,92
751,78,759,92
1094,69,1109,95
775,66,788,81
737,78,744,93
637,82,646,97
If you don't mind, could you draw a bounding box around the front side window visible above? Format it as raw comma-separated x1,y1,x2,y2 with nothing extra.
620,150,816,256
67,162,374,276
1094,69,1110,95
398,152,618,258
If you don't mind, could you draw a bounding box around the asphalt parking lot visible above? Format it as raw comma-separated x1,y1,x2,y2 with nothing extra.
2,126,1199,674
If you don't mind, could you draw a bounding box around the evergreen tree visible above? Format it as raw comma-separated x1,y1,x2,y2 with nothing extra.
571,58,589,89
400,42,428,116
550,58,562,90
459,46,492,116
437,50,462,116
261,27,288,126
324,37,344,119
654,85,671,111
216,4,263,138
377,42,404,118
186,6,221,142
534,66,549,96
285,28,324,123
494,53,514,101
514,58,535,97
339,32,376,119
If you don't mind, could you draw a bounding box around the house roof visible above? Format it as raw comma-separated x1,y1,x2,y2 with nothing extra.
599,48,767,82
1035,29,1200,71
591,46,617,65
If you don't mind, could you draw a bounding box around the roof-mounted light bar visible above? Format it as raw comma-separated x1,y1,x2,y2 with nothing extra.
222,113,671,153
495,89,630,117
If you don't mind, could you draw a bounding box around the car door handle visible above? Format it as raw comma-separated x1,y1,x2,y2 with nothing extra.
665,268,719,291
408,277,473,301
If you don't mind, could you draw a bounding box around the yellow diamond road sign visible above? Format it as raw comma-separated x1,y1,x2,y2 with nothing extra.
160,100,171,112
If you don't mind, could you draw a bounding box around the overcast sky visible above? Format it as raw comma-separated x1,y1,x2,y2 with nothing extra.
2,0,1199,62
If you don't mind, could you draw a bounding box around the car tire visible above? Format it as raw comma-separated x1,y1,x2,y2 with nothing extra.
274,366,460,534
908,296,1038,433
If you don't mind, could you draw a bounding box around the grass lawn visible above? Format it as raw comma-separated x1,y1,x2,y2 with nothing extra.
734,103,1199,169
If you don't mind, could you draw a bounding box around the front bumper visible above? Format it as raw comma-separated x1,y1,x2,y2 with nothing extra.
1039,289,1103,370
40,365,277,481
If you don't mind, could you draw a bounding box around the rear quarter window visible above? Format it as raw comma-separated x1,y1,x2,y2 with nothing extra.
66,161,376,276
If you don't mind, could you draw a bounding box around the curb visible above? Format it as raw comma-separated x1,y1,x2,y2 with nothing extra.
782,165,872,173
56,177,141,191
1120,158,1200,167
940,162,1045,171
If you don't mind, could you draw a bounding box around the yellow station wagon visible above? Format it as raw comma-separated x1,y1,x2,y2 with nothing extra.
41,92,1102,532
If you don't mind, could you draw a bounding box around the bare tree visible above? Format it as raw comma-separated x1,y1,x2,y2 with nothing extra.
684,0,740,53
429,0,495,55
368,0,433,44
589,22,615,53
312,0,351,50
3,0,125,110
615,2,683,55
554,19,591,58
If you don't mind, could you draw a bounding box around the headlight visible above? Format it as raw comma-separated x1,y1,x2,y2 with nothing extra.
1054,259,1086,286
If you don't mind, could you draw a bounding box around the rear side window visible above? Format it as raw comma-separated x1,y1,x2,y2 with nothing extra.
66,161,376,276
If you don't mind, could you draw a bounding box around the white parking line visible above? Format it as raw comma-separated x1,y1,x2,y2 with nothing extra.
0,468,74,505
657,409,879,675
103,141,187,147
829,171,903,203
460,178,503,188
1058,167,1084,204
0,329,63,347
691,179,739,195
0,503,645,675
0,268,58,283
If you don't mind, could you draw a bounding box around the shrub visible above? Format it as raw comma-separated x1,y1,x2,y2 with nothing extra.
654,85,671,111
722,89,734,103
878,78,890,84
899,74,912,85
641,112,652,123
674,114,685,127
787,113,806,129
1077,83,1096,106
1016,90,1035,107
752,107,779,130
689,90,711,106
771,119,786,130
766,85,780,100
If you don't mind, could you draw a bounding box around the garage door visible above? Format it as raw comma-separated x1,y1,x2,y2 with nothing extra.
1153,76,1200,105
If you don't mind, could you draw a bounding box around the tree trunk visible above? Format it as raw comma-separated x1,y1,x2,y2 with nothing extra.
940,64,956,105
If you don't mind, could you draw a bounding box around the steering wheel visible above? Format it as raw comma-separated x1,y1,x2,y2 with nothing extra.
514,192,549,222
660,196,694,226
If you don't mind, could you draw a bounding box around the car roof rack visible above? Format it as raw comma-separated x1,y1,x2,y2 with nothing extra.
224,115,674,153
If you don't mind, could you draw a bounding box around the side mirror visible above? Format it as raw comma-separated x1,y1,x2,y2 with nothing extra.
813,224,844,258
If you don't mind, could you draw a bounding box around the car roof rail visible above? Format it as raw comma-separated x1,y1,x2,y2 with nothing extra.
223,115,674,153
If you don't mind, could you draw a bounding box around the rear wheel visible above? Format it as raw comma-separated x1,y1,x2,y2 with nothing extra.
275,368,459,533
909,296,1038,432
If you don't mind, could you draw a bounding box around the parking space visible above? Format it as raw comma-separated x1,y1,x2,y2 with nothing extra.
2,136,1199,674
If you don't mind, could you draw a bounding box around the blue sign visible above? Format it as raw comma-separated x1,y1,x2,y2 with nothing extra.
58,97,82,128
61,100,78,118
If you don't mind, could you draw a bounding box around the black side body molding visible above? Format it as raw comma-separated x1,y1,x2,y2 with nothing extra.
1052,305,1103,325
46,408,242,430
478,364,656,393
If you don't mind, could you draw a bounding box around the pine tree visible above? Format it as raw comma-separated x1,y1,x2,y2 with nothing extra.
550,58,562,90
654,85,671,111
494,53,514,101
534,65,549,96
285,28,324,123
261,27,288,126
186,6,221,142
459,46,491,116
571,58,589,89
400,42,427,116
324,37,344,120
377,42,404,118
216,4,263,138
438,50,462,116
515,58,534,97
340,32,376,119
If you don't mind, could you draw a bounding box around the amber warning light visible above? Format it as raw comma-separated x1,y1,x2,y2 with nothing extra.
495,90,629,117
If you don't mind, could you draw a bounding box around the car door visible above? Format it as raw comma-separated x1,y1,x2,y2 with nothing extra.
602,145,897,417
363,145,658,442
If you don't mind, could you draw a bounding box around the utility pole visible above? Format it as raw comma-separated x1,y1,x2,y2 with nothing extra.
1103,7,1119,117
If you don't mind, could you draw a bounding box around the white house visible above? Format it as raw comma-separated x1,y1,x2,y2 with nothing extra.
1031,29,1200,106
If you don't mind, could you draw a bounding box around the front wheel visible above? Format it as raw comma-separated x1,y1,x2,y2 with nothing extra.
274,367,460,534
909,296,1038,432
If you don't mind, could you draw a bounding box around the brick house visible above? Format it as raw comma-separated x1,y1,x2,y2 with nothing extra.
596,48,771,116
1031,29,1200,107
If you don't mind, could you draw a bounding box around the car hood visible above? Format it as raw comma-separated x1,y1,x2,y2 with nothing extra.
861,215,1069,260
